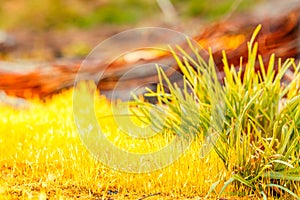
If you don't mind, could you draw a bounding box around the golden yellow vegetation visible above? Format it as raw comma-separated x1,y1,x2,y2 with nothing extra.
0,89,226,199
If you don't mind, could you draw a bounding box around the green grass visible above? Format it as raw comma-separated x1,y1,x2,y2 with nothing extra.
173,0,262,20
132,25,300,198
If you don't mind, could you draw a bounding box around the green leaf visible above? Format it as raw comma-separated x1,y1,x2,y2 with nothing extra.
219,177,235,196
206,180,220,198
265,184,300,199
263,171,300,181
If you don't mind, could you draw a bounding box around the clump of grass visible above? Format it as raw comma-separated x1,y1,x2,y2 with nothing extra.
213,26,300,199
134,25,300,199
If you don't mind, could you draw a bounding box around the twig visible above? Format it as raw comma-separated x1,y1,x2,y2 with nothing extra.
138,192,161,200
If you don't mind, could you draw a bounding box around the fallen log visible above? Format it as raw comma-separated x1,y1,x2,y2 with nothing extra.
0,7,299,100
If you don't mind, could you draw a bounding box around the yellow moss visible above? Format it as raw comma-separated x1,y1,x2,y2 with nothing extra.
0,88,225,199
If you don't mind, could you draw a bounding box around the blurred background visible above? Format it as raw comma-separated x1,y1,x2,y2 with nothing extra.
1,0,300,101
0,0,264,60
0,0,263,29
